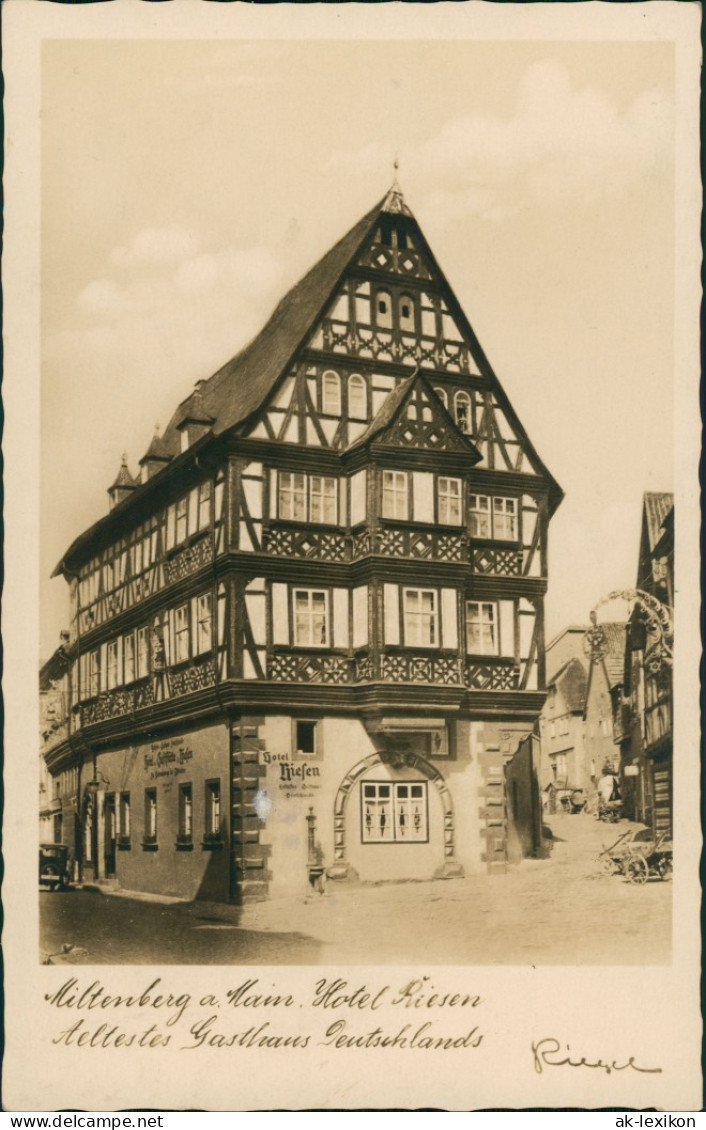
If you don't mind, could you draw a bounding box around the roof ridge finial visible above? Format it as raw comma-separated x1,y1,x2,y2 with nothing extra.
392,153,400,192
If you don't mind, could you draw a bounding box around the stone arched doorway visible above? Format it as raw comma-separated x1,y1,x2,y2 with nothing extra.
329,751,463,882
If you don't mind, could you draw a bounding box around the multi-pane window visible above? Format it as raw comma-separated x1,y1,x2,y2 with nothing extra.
492,497,518,540
278,472,338,524
454,391,472,434
382,470,409,520
178,784,193,842
137,627,150,679
174,605,190,663
88,650,100,697
293,589,328,648
469,495,518,540
465,601,498,655
322,371,342,415
310,476,337,524
119,792,131,840
349,375,367,420
175,497,188,544
437,477,462,525
124,634,135,684
195,593,213,655
198,481,212,530
361,781,428,843
106,640,119,690
144,789,157,843
404,589,438,647
278,472,307,521
205,780,221,839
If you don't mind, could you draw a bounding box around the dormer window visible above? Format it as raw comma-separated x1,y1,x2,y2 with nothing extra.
322,371,341,416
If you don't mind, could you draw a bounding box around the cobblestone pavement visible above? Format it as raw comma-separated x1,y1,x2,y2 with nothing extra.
40,813,670,965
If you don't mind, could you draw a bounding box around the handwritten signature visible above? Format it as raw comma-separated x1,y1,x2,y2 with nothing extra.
532,1037,662,1076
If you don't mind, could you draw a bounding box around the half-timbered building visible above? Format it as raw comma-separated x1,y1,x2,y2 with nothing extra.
44,184,563,903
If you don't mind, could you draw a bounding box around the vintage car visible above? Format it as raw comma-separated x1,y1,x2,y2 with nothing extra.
39,843,71,890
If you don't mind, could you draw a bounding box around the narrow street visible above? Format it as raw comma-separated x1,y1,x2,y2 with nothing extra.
40,812,670,966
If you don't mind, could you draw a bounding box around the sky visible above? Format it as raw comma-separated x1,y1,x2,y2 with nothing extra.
40,38,675,660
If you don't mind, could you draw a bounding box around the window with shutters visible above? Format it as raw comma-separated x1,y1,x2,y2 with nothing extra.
437,477,462,525
382,470,409,520
361,781,428,843
465,601,498,655
293,589,329,648
404,589,438,647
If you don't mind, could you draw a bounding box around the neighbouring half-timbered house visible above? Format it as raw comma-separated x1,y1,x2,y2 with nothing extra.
44,184,563,903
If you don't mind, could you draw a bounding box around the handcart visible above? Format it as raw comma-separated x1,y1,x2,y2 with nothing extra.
624,831,673,884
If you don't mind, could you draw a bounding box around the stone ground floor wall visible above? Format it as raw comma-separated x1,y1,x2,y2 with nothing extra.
69,711,536,904
234,713,535,901
82,724,230,902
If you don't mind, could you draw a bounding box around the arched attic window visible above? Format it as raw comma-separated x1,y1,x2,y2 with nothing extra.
348,374,367,421
375,289,393,330
454,390,472,435
434,387,448,410
398,294,416,333
322,371,342,416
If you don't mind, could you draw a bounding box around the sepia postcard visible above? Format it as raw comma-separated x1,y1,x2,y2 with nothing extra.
2,0,702,1112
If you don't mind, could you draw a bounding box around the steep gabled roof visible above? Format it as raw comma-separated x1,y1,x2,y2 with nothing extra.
547,656,587,713
159,198,386,455
584,621,627,711
637,492,674,589
349,369,482,460
54,186,564,574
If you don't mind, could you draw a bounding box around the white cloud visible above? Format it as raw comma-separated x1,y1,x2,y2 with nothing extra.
109,225,201,268
50,230,288,437
327,59,672,222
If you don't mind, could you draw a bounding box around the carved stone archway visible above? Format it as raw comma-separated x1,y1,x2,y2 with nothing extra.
329,751,463,880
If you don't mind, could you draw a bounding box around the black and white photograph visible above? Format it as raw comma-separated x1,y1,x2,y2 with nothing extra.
3,0,701,1114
